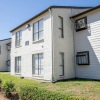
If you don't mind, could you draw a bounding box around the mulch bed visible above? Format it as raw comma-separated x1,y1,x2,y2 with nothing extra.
0,90,19,100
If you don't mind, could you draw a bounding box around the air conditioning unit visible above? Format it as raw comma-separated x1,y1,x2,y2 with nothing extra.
75,17,87,32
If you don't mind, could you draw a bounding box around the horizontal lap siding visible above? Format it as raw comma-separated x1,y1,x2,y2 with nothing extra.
75,11,100,79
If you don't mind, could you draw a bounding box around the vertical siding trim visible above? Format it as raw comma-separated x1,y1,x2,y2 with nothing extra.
71,8,76,77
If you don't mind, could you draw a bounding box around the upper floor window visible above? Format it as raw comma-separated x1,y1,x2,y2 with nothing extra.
33,19,43,41
16,31,22,47
6,43,11,51
59,16,64,38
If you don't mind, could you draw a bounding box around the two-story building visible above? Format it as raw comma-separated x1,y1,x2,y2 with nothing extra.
10,5,100,82
0,38,11,72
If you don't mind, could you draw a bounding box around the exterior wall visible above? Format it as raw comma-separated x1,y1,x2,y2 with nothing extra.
74,9,100,79
10,7,91,81
0,39,11,71
11,12,52,80
71,8,89,16
52,8,75,81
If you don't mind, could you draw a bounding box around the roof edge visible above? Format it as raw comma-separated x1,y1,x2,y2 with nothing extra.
70,5,100,19
10,6,92,32
0,38,11,42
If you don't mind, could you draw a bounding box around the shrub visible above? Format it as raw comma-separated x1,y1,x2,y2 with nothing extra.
19,86,67,100
2,81,15,96
19,86,85,100
0,79,2,91
0,79,2,84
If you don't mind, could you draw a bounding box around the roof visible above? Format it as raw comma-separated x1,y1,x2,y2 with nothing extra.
70,5,100,19
0,38,11,42
10,6,92,32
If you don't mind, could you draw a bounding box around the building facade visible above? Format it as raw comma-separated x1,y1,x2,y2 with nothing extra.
0,38,11,72
10,5,100,81
71,5,100,80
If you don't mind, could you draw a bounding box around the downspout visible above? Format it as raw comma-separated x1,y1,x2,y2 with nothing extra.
49,8,55,83
70,9,77,78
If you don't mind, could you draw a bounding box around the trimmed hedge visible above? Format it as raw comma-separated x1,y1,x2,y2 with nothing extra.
19,86,85,100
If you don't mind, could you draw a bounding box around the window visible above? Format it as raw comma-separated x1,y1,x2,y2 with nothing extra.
76,51,90,65
59,52,64,76
32,53,43,76
75,17,87,32
16,31,22,47
59,16,64,38
33,19,43,41
6,60,10,66
0,45,1,54
6,43,11,51
15,57,21,74
25,41,29,46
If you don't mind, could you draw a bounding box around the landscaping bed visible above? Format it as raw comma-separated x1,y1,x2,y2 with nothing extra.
0,72,100,100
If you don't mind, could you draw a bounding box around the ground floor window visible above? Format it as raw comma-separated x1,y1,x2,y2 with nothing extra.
6,60,10,66
32,53,43,76
15,56,21,74
59,52,64,76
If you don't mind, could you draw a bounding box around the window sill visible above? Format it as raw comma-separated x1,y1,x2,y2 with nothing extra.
15,73,21,75
59,37,64,39
33,39,44,44
32,74,44,78
59,75,64,78
15,46,22,48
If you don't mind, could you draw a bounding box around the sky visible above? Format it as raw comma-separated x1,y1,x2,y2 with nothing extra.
0,0,100,40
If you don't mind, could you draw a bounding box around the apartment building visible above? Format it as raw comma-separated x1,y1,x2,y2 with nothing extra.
10,5,100,81
0,38,11,72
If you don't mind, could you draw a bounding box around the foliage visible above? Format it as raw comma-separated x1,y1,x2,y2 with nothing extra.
19,86,85,100
0,73,100,100
0,79,2,84
2,81,15,96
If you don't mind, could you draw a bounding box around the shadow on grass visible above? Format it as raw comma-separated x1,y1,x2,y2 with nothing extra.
56,78,100,83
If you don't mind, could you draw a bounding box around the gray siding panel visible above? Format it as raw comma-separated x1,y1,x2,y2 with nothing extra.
75,11,100,79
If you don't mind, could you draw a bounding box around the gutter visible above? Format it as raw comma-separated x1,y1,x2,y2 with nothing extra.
49,8,56,83
49,9,54,83
70,9,77,78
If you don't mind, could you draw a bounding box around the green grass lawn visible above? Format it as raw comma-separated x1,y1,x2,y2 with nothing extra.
0,72,100,100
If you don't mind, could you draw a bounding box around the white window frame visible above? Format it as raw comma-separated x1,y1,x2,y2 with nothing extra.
33,19,43,42
59,52,64,76
32,53,43,76
59,16,64,38
15,31,22,47
15,56,21,74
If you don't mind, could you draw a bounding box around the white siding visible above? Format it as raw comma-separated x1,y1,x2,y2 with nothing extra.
11,12,52,80
75,10,100,79
71,8,89,16
10,7,92,81
0,39,11,71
